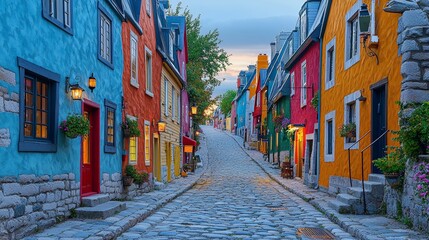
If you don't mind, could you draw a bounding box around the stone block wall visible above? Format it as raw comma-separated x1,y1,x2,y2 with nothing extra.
0,66,19,149
0,173,79,239
101,172,123,200
121,173,154,200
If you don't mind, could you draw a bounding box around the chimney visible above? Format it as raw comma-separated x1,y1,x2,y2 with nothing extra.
270,42,276,60
276,32,290,53
257,54,269,69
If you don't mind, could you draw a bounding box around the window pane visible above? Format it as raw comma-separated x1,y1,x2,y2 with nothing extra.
37,82,42,95
25,78,33,92
42,112,48,124
36,125,41,138
42,97,48,110
25,93,33,107
36,111,42,124
41,125,48,139
327,120,333,154
25,124,32,137
25,109,33,122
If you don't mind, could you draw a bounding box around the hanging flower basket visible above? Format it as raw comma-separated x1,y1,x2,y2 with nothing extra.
121,118,140,138
59,114,90,139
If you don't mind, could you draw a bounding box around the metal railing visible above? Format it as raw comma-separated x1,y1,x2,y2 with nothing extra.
347,131,371,187
360,129,390,214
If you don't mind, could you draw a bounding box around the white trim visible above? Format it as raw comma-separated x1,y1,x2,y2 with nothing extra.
344,1,361,70
144,120,151,166
343,90,361,149
290,72,295,96
145,46,153,95
325,37,336,90
324,110,335,162
145,0,151,16
306,133,314,140
164,78,169,116
130,31,139,88
300,61,307,108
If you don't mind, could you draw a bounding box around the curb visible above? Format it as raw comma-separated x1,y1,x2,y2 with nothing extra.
91,134,210,240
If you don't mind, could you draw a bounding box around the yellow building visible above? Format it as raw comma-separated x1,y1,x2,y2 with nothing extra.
157,64,183,183
319,0,401,190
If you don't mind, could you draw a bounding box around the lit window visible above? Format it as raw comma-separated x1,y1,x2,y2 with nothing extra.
144,121,150,166
104,99,117,153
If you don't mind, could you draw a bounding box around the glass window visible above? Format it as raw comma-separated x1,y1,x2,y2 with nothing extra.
301,62,307,107
146,47,153,94
346,102,356,143
98,3,113,67
164,78,169,116
146,0,151,16
131,32,138,87
18,57,59,152
348,16,359,60
129,136,138,164
327,120,333,155
144,122,150,166
290,72,295,96
43,0,73,34
300,11,307,44
172,87,176,120
104,99,117,153
169,33,174,59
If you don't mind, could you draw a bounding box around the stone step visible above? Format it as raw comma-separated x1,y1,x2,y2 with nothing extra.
76,201,126,219
347,187,371,199
328,199,352,214
363,181,385,194
368,174,386,184
81,194,110,207
336,193,360,205
154,181,166,190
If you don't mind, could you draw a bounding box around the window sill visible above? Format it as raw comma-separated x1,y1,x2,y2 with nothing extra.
19,140,57,153
98,55,114,69
344,55,360,70
324,155,334,162
325,81,335,90
42,15,73,35
104,145,116,154
146,90,154,97
131,80,139,89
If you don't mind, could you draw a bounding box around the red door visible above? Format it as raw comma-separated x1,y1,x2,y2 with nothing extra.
81,101,100,197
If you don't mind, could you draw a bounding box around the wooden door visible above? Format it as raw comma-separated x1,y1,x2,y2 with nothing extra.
153,134,161,181
81,102,100,197
371,84,387,174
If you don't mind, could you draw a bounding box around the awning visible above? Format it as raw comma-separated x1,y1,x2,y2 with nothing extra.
182,136,197,146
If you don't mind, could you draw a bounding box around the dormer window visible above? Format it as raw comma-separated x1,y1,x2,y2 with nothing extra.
169,32,174,59
300,11,307,44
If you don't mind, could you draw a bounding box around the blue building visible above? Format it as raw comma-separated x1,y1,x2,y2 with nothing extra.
235,66,255,140
0,0,124,237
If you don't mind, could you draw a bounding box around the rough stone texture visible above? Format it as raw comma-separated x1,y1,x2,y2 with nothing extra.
0,173,80,239
0,66,16,86
4,100,18,113
0,96,4,112
10,92,18,102
0,129,11,147
401,39,420,52
402,10,429,28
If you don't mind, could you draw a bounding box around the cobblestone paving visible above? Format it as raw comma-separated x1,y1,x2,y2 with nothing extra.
118,126,354,239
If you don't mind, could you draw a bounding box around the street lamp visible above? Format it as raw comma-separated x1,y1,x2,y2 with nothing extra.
65,77,84,101
191,104,197,115
359,4,371,37
158,120,166,132
88,73,96,92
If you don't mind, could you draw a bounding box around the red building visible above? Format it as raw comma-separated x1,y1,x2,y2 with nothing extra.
121,0,162,177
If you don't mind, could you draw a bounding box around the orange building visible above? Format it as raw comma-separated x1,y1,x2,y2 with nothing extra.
319,0,401,191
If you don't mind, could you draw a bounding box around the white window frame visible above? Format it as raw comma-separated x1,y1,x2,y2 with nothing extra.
144,120,151,166
300,61,307,108
164,78,169,116
172,87,176,120
130,31,139,88
325,37,336,90
324,111,335,162
344,1,361,70
290,72,295,96
344,91,361,149
176,91,180,123
127,115,138,165
145,0,151,16
100,12,112,63
145,46,153,96
300,10,307,44
169,32,174,59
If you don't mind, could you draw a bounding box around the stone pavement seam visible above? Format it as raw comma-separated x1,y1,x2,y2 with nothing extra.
223,130,427,240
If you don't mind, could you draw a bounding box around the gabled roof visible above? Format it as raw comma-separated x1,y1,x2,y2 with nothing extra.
236,69,256,101
123,0,143,35
319,0,332,39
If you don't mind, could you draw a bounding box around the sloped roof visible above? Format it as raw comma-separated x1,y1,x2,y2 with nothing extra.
123,0,143,34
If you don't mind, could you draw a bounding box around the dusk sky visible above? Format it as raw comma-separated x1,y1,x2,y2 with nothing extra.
169,0,306,98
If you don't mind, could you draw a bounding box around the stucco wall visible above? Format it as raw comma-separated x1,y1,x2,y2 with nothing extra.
121,1,160,174
319,0,401,188
0,0,123,180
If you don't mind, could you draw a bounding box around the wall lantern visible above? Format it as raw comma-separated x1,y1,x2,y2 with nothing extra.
359,4,371,37
184,145,193,153
191,104,197,115
195,130,200,136
65,77,84,100
158,120,166,132
88,73,96,92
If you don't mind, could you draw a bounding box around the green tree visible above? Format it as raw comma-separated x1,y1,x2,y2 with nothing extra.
219,90,236,116
170,3,230,125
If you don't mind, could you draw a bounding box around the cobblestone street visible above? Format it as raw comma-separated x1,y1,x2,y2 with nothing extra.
118,126,354,239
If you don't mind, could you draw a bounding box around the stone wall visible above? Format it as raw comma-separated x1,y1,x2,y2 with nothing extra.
384,157,429,232
121,173,154,200
101,172,123,200
384,0,429,232
0,66,19,149
0,173,79,239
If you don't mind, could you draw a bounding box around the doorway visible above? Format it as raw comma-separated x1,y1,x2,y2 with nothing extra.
371,82,387,174
81,100,100,197
153,134,161,181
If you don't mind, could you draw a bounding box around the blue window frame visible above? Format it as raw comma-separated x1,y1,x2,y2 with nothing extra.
18,58,59,152
42,0,73,35
104,99,117,153
98,2,114,69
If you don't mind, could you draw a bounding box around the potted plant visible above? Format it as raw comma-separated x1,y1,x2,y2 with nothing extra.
339,122,356,138
373,148,406,186
121,118,141,138
310,92,319,110
59,114,90,138
123,165,137,187
134,171,149,186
